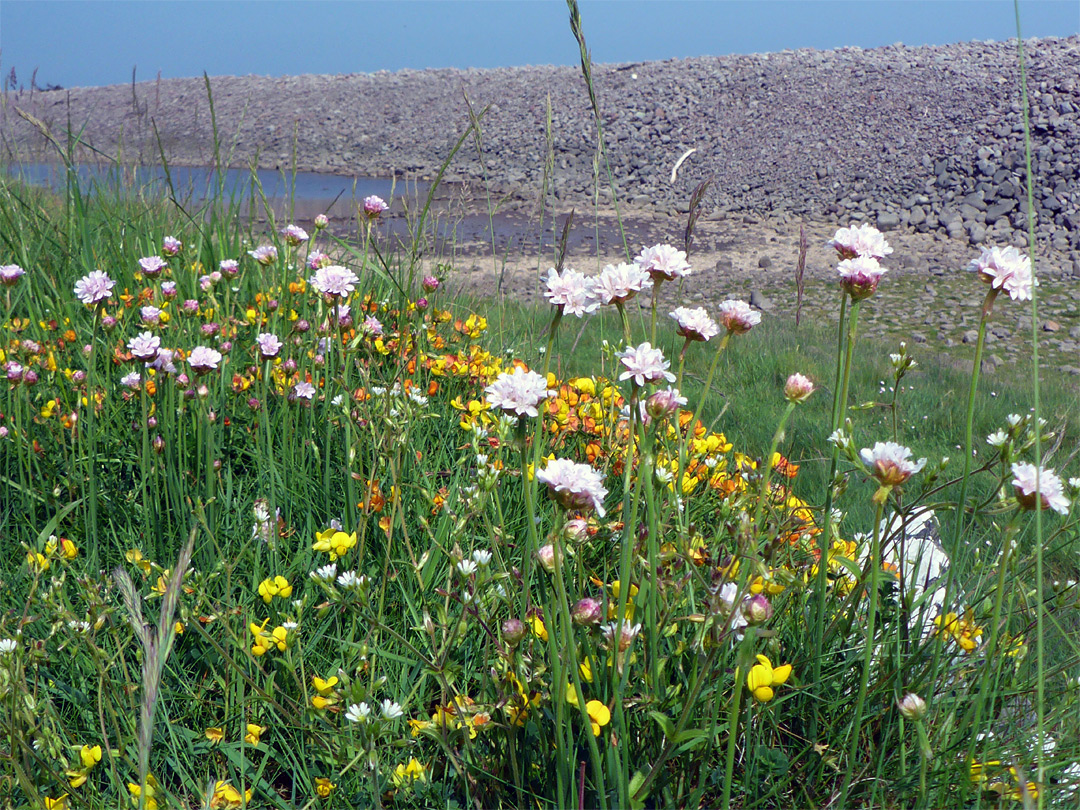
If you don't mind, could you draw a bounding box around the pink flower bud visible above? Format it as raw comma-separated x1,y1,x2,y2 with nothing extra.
784,373,815,403
501,618,526,646
572,598,603,625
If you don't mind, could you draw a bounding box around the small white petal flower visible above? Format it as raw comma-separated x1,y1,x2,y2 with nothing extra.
595,262,653,305
471,549,493,566
345,702,372,723
311,563,338,582
969,246,1035,302
0,638,16,654
484,367,554,418
717,299,762,334
635,243,691,281
381,699,404,719
986,430,1008,447
456,559,478,576
544,267,599,316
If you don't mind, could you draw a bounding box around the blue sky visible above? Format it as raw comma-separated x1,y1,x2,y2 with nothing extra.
1,1,1077,89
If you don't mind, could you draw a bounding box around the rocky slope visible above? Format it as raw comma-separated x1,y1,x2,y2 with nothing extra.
2,36,1078,257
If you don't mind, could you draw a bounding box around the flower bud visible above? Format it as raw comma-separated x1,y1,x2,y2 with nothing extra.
784,372,815,404
537,544,558,573
294,319,310,334
152,435,165,454
422,275,440,293
21,369,38,386
102,315,118,331
314,213,329,230
742,594,774,624
247,397,261,412
572,598,602,625
415,297,429,311
897,692,927,721
501,618,526,646
147,416,157,429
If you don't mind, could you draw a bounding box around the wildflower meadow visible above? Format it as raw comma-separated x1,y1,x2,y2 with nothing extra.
2,9,1080,810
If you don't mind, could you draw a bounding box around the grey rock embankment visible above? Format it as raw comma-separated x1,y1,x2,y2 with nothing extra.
2,36,1078,258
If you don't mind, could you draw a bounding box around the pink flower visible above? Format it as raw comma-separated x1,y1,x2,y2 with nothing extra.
422,275,440,292
307,251,331,271
74,270,116,305
717,300,761,334
544,267,598,316
484,367,554,418
1011,462,1069,515
248,245,278,266
162,236,183,256
860,441,926,486
309,265,359,298
670,306,719,342
837,256,888,300
362,316,384,336
220,259,239,277
635,243,691,281
645,387,687,419
141,305,163,326
828,223,893,260
127,331,161,362
617,342,676,387
255,333,282,359
784,373,815,403
595,262,653,305
0,264,25,286
363,195,388,217
121,371,141,389
161,281,178,298
968,246,1035,302
536,458,608,516
294,381,316,400
314,214,330,230
280,224,309,246
188,346,223,374
138,256,168,277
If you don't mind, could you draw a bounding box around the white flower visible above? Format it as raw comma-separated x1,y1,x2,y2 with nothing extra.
381,699,404,719
0,638,16,654
138,255,168,277
837,256,888,300
601,621,642,651
828,223,893,259
472,549,493,566
248,245,277,265
860,442,927,486
68,620,91,633
345,702,371,723
294,381,316,400
74,270,116,305
1006,413,1024,428
456,559,478,576
717,299,761,334
280,224,309,245
363,316,384,336
635,243,691,281
543,267,599,316
311,563,338,582
1011,462,1070,515
281,621,298,631
535,458,608,516
484,367,554,418
363,195,389,217
969,246,1036,302
309,265,359,298
670,307,719,342
255,333,282,358
337,570,363,589
986,430,1008,447
121,371,141,388
188,346,223,374
617,341,675,387
595,262,653,305
127,331,161,362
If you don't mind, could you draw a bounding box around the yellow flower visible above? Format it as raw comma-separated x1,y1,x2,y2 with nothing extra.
205,727,225,744
245,723,266,746
313,528,357,561
26,551,50,573
128,775,159,810
586,700,611,736
311,694,335,710
257,575,293,603
315,777,335,798
312,675,339,695
392,757,428,787
79,744,102,769
65,769,89,788
44,796,69,809
249,619,272,656
531,615,548,642
271,625,288,651
125,548,153,574
747,654,793,703
174,621,185,635
210,780,253,809
580,656,594,683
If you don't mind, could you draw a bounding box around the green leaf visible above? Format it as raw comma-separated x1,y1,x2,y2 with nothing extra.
628,770,648,810
648,710,676,741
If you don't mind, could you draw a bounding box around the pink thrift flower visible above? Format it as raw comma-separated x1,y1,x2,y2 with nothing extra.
309,265,359,298
280,224,310,246
717,299,762,334
188,346,223,374
860,441,926,486
138,256,168,277
1011,462,1069,515
784,373,815,403
162,236,182,256
363,195,388,217
74,270,116,305
544,267,598,316
255,333,282,359
536,458,608,516
828,223,893,260
635,243,691,281
595,262,653,305
670,306,719,342
0,264,25,286
248,245,278,266
484,367,554,418
968,246,1035,302
617,342,676,387
127,331,161,362
837,256,888,301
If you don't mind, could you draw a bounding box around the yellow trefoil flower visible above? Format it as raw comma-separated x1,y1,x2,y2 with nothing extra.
245,723,266,746
586,700,611,736
315,777,336,798
258,575,293,603
205,727,225,744
747,654,793,703
210,781,253,809
312,675,339,695
312,528,357,561
392,757,428,787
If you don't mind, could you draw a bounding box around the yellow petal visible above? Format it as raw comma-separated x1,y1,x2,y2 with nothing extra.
772,664,793,685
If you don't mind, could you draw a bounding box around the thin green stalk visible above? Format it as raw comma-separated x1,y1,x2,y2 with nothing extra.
837,493,887,809
811,290,849,741
720,631,755,810
1013,13,1045,799
751,402,797,536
